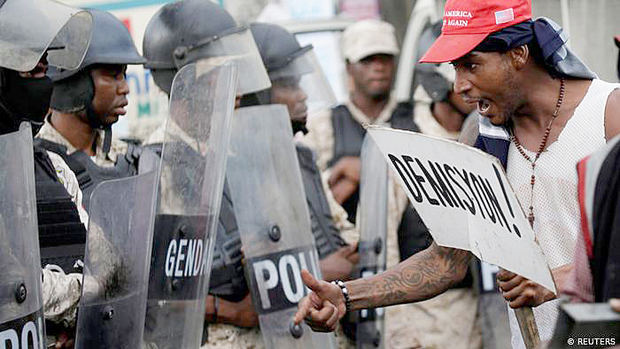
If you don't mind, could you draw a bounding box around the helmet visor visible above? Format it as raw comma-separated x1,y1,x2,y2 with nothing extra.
179,27,270,95
0,0,92,72
270,49,336,114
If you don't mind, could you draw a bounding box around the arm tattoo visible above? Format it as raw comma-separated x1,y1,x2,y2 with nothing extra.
347,242,470,310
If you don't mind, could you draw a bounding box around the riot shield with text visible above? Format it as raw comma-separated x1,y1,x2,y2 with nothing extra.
144,61,237,348
226,105,336,349
74,172,158,349
0,123,45,349
356,135,388,349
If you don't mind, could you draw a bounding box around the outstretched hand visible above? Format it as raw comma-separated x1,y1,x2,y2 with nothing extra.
293,269,347,332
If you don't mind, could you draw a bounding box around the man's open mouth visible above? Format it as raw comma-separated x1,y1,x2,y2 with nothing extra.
477,99,491,114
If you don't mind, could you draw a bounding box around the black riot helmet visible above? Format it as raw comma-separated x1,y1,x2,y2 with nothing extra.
49,9,144,152
251,23,310,77
0,0,93,135
240,22,335,131
143,0,270,96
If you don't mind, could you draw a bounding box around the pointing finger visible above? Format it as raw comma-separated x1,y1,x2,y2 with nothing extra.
301,269,322,292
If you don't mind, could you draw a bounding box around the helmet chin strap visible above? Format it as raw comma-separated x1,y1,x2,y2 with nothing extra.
101,126,112,154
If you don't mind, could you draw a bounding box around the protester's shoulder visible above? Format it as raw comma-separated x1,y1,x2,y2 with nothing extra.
604,85,620,140
605,84,620,108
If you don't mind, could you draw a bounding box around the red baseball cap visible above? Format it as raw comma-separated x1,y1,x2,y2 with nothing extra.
420,0,532,63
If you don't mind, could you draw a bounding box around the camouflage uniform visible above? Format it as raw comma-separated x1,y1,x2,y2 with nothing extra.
37,119,129,169
35,119,130,326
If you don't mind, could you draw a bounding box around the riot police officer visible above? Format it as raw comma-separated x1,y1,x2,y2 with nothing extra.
206,22,358,348
0,0,93,347
35,9,146,212
143,2,353,346
241,22,358,280
142,1,270,347
31,11,147,344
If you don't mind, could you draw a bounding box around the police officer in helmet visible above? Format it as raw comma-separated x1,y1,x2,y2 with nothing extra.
200,22,358,348
0,0,93,347
143,0,270,99
142,1,271,346
36,9,146,212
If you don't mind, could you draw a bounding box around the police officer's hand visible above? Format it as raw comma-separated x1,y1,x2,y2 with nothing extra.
55,330,75,349
328,156,361,203
330,179,358,204
294,270,346,332
231,294,259,328
206,294,259,328
319,243,359,282
497,269,555,308
329,156,361,186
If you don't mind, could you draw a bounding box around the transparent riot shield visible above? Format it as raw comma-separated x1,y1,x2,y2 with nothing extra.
0,123,45,348
74,172,158,349
143,61,237,348
356,135,388,349
0,0,92,72
226,105,337,349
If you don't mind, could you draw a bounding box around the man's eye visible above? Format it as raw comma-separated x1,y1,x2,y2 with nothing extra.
466,63,478,71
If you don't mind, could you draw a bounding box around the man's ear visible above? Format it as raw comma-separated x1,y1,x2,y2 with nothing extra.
508,45,529,70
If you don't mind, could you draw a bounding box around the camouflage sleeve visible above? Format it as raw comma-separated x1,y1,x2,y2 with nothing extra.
41,224,117,327
41,267,82,327
302,109,334,172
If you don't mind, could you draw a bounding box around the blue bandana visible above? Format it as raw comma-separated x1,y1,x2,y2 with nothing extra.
474,17,597,81
473,18,597,168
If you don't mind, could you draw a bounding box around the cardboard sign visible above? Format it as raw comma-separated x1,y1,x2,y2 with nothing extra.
368,127,556,293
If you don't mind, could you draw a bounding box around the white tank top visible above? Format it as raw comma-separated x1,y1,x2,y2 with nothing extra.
506,79,618,348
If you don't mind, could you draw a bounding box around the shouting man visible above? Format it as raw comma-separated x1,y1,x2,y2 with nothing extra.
294,0,620,348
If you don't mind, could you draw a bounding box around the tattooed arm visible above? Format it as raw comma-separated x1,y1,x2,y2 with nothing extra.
348,242,470,309
294,242,470,332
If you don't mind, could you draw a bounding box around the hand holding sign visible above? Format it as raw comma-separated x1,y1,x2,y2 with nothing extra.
294,270,346,332
497,269,556,308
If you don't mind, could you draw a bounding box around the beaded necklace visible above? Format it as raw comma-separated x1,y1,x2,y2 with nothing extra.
510,78,566,228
